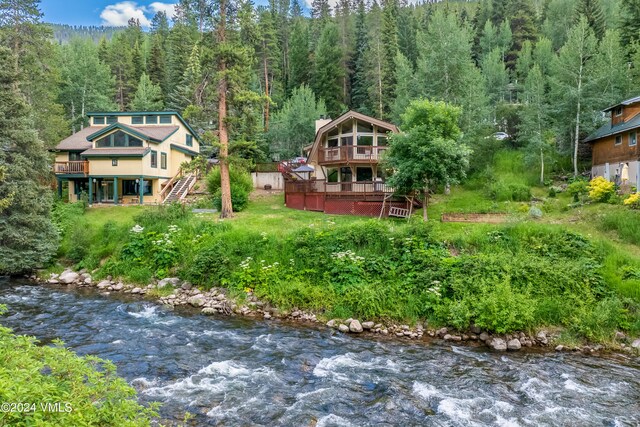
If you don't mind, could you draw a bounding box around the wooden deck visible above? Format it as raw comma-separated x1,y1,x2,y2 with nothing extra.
318,146,388,165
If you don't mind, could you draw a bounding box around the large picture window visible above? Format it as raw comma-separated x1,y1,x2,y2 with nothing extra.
95,131,143,148
356,167,373,181
122,180,152,196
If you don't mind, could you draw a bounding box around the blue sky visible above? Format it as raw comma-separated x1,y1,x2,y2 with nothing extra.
40,1,179,26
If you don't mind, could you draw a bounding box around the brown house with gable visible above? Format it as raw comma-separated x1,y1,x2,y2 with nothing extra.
585,96,640,188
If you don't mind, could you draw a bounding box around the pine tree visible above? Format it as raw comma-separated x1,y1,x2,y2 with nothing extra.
366,0,385,118
288,18,310,91
620,0,640,48
397,2,417,67
257,6,281,131
351,0,370,114
479,20,499,59
490,0,509,25
533,36,554,77
542,0,579,50
107,33,135,110
149,11,170,98
131,73,164,111
313,23,345,117
336,0,353,107
166,8,199,105
381,0,399,119
0,46,58,274
0,0,46,74
515,39,533,84
594,29,630,104
576,0,606,40
311,0,331,49
507,0,538,69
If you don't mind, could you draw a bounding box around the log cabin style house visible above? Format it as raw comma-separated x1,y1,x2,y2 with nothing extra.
282,110,416,217
52,111,200,205
585,96,640,188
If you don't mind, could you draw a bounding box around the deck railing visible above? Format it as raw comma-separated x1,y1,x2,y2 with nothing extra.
285,179,393,195
54,161,89,175
318,146,388,164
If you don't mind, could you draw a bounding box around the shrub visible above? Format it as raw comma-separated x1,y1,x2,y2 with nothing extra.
487,181,531,202
588,176,615,203
207,166,253,212
624,193,640,209
567,179,589,202
0,306,158,426
472,280,536,334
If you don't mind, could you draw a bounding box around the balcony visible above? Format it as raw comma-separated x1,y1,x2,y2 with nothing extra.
54,161,89,175
318,145,388,165
285,179,394,195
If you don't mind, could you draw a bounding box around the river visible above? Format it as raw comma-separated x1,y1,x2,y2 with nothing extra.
1,279,639,426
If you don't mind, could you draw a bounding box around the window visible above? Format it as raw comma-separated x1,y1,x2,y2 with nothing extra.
95,131,143,148
357,135,373,146
93,116,105,125
327,137,339,148
186,134,193,147
357,122,373,133
74,179,89,195
328,128,339,138
132,116,144,124
161,152,167,169
122,180,152,196
615,106,623,116
112,159,118,166
615,135,622,145
69,152,83,161
377,136,388,146
630,132,637,147
341,136,353,146
340,167,352,182
150,150,158,168
356,167,373,181
145,115,158,124
160,116,172,124
327,168,338,182
106,116,117,124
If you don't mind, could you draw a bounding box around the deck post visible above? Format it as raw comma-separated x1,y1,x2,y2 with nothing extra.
97,178,102,203
113,177,118,205
88,176,93,206
139,176,144,204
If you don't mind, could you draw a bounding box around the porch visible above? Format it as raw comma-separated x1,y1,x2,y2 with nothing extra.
56,176,160,205
54,161,89,175
318,146,388,165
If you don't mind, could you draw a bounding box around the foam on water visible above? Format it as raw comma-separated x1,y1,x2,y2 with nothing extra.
316,414,356,427
412,381,441,400
313,352,400,381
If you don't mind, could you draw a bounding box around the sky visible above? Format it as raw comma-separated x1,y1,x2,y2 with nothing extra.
39,0,311,27
40,1,180,27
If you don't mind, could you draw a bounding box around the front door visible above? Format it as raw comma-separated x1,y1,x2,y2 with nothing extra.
103,180,114,202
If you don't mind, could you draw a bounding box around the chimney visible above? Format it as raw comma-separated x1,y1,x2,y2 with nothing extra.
315,116,332,134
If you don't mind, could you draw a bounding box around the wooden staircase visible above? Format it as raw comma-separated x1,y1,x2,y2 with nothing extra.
161,173,197,204
278,161,306,181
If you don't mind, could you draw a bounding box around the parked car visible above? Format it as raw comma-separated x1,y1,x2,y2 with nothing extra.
492,132,510,140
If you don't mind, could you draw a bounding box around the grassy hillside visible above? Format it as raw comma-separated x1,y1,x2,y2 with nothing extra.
49,151,640,345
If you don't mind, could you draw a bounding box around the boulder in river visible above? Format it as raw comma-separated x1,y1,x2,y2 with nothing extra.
631,339,640,349
362,321,374,330
490,338,507,351
326,319,337,328
507,339,522,351
338,324,349,333
349,320,363,333
59,271,79,284
188,296,206,307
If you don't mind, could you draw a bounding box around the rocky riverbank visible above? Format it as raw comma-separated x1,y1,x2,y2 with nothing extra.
40,269,640,355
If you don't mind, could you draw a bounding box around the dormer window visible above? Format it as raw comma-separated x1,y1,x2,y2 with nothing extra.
145,115,158,124
93,116,105,125
160,116,172,124
106,116,117,124
132,116,144,124
614,106,623,117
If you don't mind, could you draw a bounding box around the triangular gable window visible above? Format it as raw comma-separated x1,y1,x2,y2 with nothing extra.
95,130,144,148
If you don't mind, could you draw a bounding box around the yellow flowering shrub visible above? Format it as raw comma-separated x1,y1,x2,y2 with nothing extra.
588,176,615,202
624,193,640,209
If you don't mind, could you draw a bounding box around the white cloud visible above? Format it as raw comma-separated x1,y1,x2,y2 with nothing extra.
149,2,177,17
100,1,177,27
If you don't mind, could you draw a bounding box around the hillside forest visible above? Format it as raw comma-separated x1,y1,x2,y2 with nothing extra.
4,0,640,174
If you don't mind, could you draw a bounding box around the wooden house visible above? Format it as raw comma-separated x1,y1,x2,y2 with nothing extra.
585,96,640,188
52,111,200,205
282,110,415,217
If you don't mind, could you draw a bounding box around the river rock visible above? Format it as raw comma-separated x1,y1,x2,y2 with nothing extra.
631,339,640,349
490,338,507,351
158,277,181,288
555,345,564,351
615,331,626,340
202,307,216,315
536,331,548,345
338,324,349,333
59,271,79,284
188,296,204,307
362,321,374,330
113,283,124,291
507,339,522,351
84,277,92,285
326,319,337,328
97,280,111,289
131,287,142,294
479,332,490,342
470,324,482,334
181,282,193,291
349,319,363,333
436,327,448,337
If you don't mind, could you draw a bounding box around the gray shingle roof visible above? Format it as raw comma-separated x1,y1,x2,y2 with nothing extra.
55,127,97,151
604,96,640,112
584,114,640,142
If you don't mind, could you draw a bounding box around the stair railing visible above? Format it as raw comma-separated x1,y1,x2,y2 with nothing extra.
160,168,184,202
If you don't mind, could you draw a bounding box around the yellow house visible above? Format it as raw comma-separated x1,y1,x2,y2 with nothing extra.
53,111,200,205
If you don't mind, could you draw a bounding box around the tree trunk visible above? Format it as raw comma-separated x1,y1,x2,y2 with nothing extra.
423,188,429,222
540,148,544,185
573,63,583,177
263,51,270,132
218,0,233,219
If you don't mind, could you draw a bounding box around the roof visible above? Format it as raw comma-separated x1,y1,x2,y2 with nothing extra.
292,164,315,172
86,123,179,143
80,148,150,157
85,111,200,142
603,96,640,113
54,126,97,151
584,113,640,142
170,143,199,156
309,110,399,162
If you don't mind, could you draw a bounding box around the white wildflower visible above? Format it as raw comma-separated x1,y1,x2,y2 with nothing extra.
131,224,144,233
